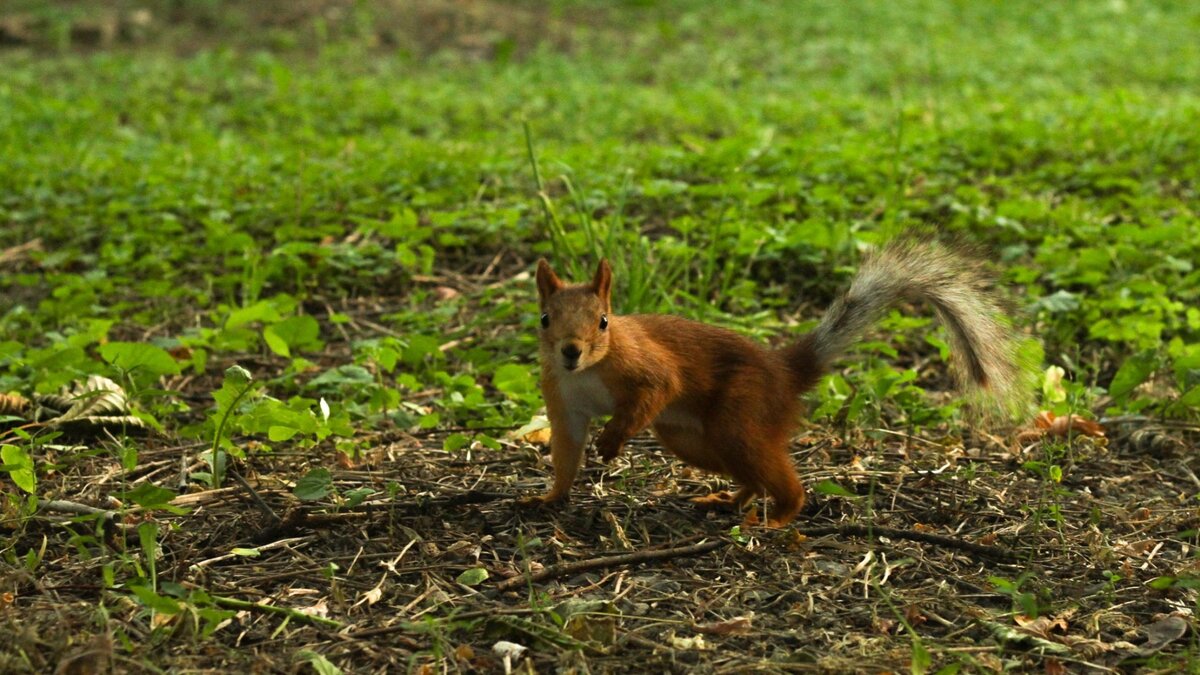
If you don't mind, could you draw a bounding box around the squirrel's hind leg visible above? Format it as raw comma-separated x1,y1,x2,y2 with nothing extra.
711,431,806,528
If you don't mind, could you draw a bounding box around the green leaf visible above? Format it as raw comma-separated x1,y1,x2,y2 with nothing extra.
402,335,443,365
213,366,256,412
294,468,332,501
456,568,489,586
119,482,178,510
225,365,253,387
1147,576,1177,590
269,425,300,441
1108,350,1157,401
226,300,282,329
344,487,374,508
130,584,183,614
911,639,932,675
263,329,289,358
444,433,470,451
811,480,856,498
264,315,322,358
99,342,181,377
1,444,36,494
493,364,536,397
138,521,159,586
296,650,343,675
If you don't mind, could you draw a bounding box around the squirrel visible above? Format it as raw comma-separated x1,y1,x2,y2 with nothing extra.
526,241,1026,527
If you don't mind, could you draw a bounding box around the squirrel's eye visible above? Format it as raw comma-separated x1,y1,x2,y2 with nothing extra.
540,313,550,329
599,314,608,330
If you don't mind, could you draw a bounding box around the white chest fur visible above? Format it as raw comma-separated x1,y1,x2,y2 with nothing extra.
558,369,616,419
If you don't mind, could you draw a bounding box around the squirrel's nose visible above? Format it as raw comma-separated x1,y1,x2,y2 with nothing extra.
561,344,582,360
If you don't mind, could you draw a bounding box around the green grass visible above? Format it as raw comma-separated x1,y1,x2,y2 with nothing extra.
4,3,1199,420
2,0,1200,668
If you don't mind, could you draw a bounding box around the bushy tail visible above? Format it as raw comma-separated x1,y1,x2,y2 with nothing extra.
786,240,1030,414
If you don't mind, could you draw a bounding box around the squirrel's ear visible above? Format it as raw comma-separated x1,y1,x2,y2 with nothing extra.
536,259,563,300
591,259,612,302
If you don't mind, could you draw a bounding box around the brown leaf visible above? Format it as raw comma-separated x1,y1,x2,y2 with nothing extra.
904,604,927,628
523,427,551,446
566,613,618,644
454,644,476,662
1033,411,1105,438
167,345,192,361
1014,612,1069,638
0,238,43,266
0,393,30,416
872,617,897,635
1043,657,1066,675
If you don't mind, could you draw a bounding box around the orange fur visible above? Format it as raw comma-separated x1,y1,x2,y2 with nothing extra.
527,247,1024,528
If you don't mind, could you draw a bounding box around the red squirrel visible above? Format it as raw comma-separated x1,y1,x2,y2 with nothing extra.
527,241,1025,527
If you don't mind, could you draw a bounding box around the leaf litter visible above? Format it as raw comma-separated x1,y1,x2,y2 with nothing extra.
5,384,1200,672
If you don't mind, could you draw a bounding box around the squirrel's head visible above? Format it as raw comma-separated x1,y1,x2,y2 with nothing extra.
535,258,612,373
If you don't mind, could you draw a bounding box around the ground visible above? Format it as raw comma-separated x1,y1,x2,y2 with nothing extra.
2,0,1200,673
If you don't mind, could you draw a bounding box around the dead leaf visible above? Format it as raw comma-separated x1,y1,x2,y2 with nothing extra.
0,238,42,266
33,376,147,433
669,633,712,650
509,415,551,446
1015,612,1070,638
1059,633,1138,658
1129,427,1185,454
1043,657,1066,675
565,612,617,645
903,604,927,628
454,644,475,662
1136,615,1188,655
335,450,356,470
872,617,897,635
359,587,382,607
0,393,30,416
1033,411,1105,438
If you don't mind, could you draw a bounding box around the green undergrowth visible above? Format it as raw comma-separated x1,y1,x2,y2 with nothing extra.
1,1,1199,659
2,1,1197,443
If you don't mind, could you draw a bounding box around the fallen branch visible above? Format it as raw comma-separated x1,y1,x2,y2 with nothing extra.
227,467,281,525
40,499,117,520
495,539,724,591
797,524,1017,562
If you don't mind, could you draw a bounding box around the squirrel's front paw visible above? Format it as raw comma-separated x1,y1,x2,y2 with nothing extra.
595,433,624,462
517,492,566,508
